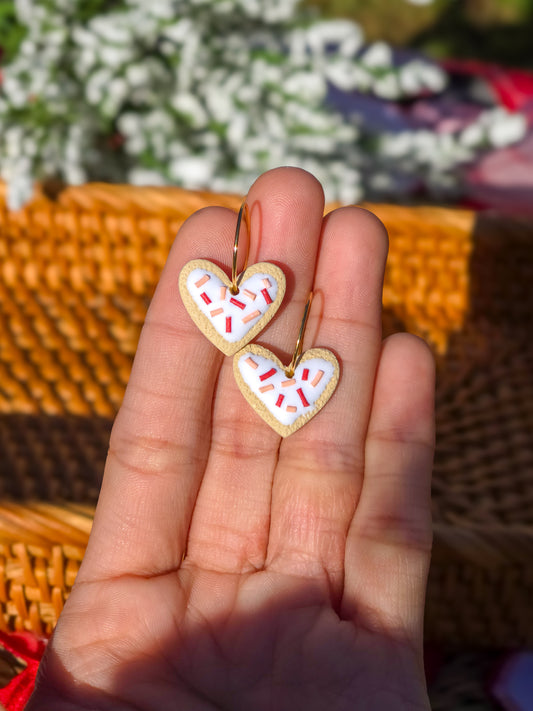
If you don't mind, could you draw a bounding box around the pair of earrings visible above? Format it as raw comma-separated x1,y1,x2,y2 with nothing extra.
178,201,339,437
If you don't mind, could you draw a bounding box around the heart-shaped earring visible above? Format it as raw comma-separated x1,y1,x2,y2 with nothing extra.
179,201,286,356
233,293,339,437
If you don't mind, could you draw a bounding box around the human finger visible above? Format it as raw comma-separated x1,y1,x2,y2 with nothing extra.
266,206,388,596
77,206,240,582
342,333,435,647
185,167,326,574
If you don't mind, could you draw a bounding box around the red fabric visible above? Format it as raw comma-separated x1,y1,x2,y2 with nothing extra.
443,58,533,114
0,632,46,711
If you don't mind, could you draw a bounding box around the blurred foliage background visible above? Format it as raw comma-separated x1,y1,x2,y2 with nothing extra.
1,0,533,67
307,0,533,66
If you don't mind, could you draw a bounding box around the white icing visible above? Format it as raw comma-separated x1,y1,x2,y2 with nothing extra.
237,352,335,426
186,268,279,343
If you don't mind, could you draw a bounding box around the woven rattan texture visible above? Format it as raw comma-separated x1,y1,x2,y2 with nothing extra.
0,184,532,643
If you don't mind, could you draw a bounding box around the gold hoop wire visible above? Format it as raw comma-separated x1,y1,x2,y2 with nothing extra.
231,200,250,294
285,292,313,377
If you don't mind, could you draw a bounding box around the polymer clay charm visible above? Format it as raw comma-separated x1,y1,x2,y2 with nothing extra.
233,293,339,436
178,202,286,356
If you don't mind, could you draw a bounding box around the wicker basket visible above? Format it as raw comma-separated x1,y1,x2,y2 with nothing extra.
0,183,532,645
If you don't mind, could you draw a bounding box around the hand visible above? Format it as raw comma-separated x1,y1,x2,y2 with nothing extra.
28,168,435,711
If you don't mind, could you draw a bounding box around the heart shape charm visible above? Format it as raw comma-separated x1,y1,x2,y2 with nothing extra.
179,259,286,356
233,344,339,437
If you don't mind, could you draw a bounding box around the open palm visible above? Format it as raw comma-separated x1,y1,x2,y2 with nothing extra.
28,169,435,711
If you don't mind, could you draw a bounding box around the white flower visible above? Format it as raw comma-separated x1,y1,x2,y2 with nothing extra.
373,73,401,100
85,68,113,105
171,93,209,129
325,60,372,92
283,72,326,103
1,74,28,108
162,19,195,44
23,136,39,157
398,65,423,95
14,0,33,24
99,44,134,69
169,156,213,187
418,63,447,93
235,85,261,104
288,28,309,66
124,133,147,155
459,122,485,148
263,110,286,140
291,133,337,154
1,0,527,209
145,109,175,134
128,168,168,185
487,110,527,148
146,126,171,160
379,133,403,158
412,130,439,159
117,112,143,137
64,165,87,185
72,27,100,49
305,20,363,58
4,126,25,159
90,16,132,45
46,28,67,46
145,2,177,20
361,42,393,69
203,85,234,123
226,113,250,147
3,160,34,211
125,63,150,86
250,59,284,87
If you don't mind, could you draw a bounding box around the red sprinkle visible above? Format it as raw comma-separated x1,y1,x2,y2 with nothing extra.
275,394,284,408
200,292,211,305
302,368,309,381
230,297,246,310
261,288,273,304
225,317,232,333
259,368,277,382
297,388,310,407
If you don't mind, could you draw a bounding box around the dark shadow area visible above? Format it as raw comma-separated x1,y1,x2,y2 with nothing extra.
0,645,25,687
0,413,110,503
27,581,429,711
412,2,533,67
420,212,533,647
431,213,533,527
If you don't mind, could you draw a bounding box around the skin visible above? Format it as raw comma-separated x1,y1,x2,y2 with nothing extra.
27,168,435,711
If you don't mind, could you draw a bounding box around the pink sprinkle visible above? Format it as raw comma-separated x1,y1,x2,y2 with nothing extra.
220,286,227,300
259,384,274,393
195,274,210,288
286,405,297,413
210,308,224,317
245,357,258,369
242,309,261,324
311,370,324,387
262,278,272,288
243,289,256,300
